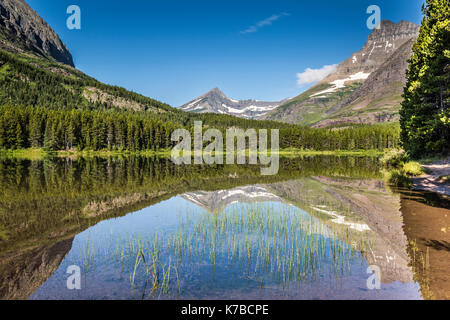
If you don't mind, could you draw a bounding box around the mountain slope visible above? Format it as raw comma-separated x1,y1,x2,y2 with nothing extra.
265,20,419,127
0,48,177,115
180,88,287,119
0,0,185,115
313,38,416,128
0,0,74,67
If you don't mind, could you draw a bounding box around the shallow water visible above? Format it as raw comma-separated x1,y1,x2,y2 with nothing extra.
0,156,448,300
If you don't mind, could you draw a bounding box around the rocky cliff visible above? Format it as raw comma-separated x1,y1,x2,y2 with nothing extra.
0,0,74,66
324,20,420,82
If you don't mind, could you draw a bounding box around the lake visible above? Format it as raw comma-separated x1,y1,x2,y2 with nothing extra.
0,156,448,300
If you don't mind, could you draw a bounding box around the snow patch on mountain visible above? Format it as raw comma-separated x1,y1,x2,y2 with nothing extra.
311,72,371,97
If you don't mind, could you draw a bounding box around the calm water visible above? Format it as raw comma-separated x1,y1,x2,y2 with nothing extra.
0,156,448,300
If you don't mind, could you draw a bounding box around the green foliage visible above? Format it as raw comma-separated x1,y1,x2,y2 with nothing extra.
384,169,413,187
403,161,424,176
400,0,450,157
383,158,424,188
380,149,409,167
278,123,400,151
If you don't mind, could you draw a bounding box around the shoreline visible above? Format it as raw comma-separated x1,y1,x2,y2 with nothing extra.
0,148,384,160
413,158,450,196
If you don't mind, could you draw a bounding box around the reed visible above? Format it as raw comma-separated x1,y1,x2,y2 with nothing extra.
70,202,373,299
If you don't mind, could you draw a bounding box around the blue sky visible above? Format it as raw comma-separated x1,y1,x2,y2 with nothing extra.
27,0,424,107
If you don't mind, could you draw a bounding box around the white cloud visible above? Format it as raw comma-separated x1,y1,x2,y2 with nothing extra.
296,64,338,87
241,13,290,34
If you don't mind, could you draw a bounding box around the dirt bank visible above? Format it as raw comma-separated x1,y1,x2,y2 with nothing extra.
413,159,450,196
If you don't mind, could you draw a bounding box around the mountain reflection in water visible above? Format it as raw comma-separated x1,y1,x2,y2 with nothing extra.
0,156,448,300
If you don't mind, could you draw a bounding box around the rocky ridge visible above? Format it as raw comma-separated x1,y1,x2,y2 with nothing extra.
0,0,74,66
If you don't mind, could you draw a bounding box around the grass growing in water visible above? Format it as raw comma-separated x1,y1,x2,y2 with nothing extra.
71,203,373,299
384,169,413,187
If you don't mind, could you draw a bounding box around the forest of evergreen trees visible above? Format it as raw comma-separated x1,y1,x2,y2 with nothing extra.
0,105,400,151
400,0,449,157
0,105,180,151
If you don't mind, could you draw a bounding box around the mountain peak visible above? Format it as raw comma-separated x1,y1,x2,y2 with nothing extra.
367,19,420,43
180,89,287,119
319,19,419,84
0,0,74,66
206,87,225,95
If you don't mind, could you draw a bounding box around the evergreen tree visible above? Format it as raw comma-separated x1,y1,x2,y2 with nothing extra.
29,112,44,148
400,0,450,157
15,122,24,149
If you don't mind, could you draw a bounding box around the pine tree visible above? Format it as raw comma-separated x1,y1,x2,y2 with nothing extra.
29,112,43,148
15,122,24,149
400,0,450,157
0,113,5,149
